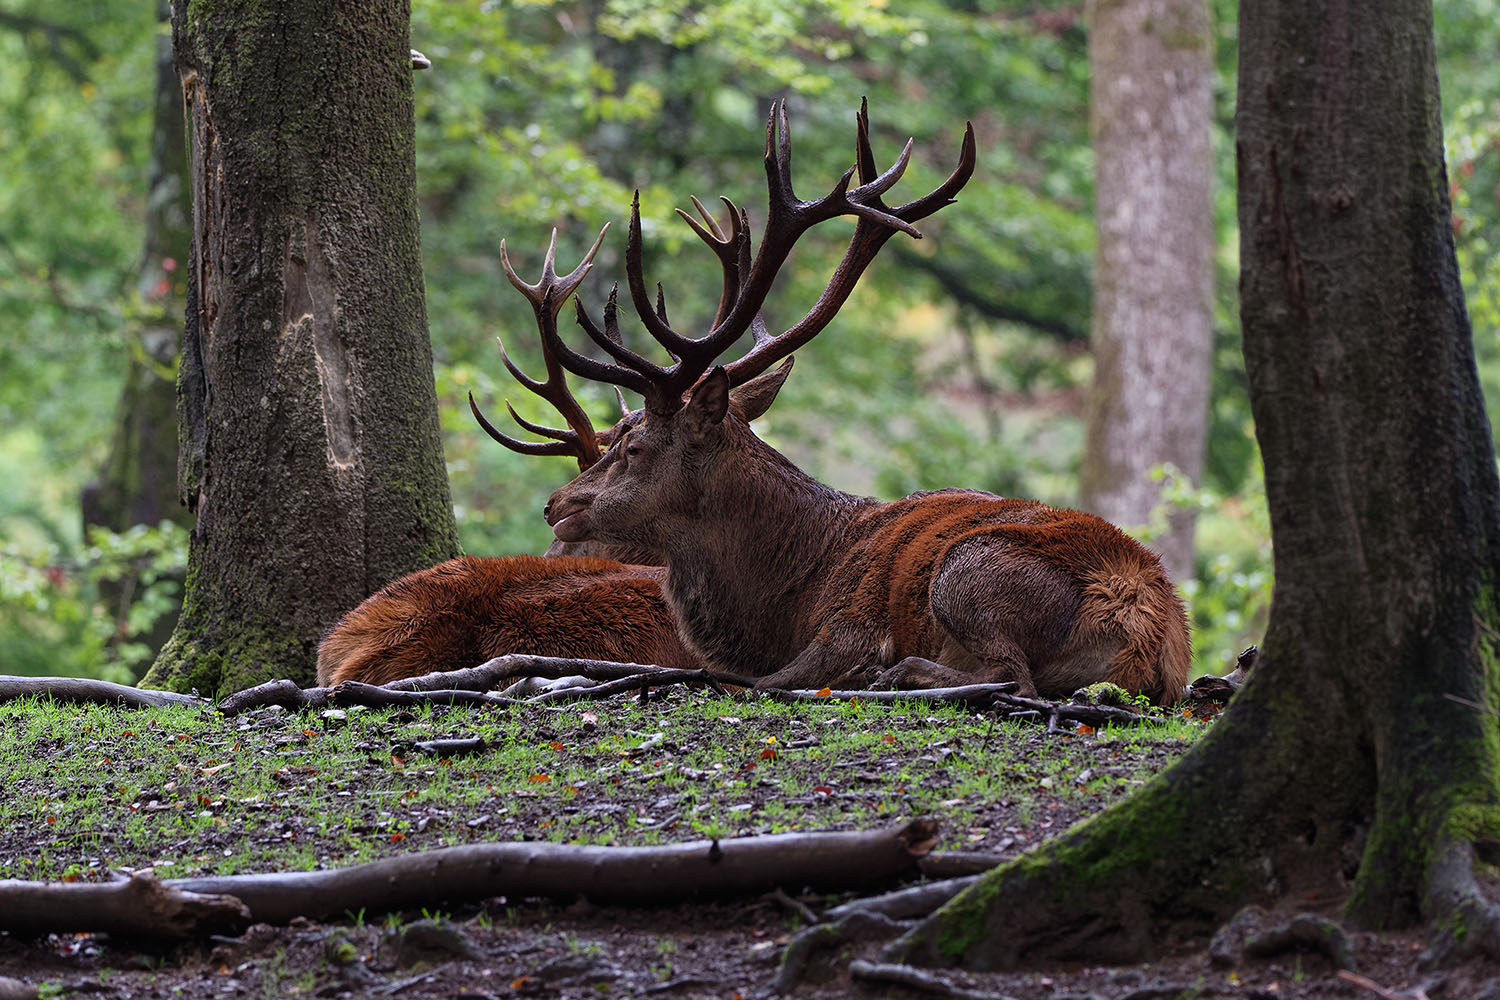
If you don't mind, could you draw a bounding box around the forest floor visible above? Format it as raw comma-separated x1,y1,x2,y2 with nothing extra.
1,688,1496,999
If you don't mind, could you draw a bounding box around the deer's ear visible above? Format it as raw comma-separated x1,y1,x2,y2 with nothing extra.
730,357,793,422
683,367,731,441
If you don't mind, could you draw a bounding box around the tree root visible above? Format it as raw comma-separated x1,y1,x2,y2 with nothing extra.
1420,837,1500,964
848,959,1020,1000
825,876,983,923
0,820,937,938
770,910,910,995
0,675,205,709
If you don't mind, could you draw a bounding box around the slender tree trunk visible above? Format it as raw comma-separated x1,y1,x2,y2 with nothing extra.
143,0,459,696
893,0,1500,969
1079,0,1214,585
79,0,192,673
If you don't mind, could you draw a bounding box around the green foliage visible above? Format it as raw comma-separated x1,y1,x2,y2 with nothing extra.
1,0,1496,680
0,520,187,681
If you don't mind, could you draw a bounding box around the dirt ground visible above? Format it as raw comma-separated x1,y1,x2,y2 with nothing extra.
3,891,1499,999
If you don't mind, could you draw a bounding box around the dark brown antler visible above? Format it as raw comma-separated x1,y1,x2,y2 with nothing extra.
535,99,975,414
723,98,976,385
470,227,610,470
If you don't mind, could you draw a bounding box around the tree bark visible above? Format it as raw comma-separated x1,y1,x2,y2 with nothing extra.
79,0,192,672
143,0,459,696
1079,0,1215,585
892,0,1500,969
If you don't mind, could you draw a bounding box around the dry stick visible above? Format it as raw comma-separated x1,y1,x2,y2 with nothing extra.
0,872,249,939
0,675,205,709
383,654,759,693
215,658,758,716
1336,970,1429,1000
526,667,742,704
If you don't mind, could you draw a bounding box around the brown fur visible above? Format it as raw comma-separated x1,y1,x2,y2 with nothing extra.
546,371,1191,705
316,554,695,687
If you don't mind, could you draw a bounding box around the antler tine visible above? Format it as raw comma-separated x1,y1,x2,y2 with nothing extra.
468,391,584,459
723,100,977,386
483,228,614,468
677,195,763,334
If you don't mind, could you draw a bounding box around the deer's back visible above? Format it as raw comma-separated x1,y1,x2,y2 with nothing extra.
817,489,1179,662
317,555,692,686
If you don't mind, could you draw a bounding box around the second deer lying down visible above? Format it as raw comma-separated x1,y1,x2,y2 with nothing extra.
316,235,695,687
523,101,1191,704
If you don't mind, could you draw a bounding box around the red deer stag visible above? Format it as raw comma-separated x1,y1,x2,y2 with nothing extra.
526,100,1190,704
315,232,697,687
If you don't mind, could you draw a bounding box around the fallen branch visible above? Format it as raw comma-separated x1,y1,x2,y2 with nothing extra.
382,655,758,694
527,667,742,703
216,658,759,715
0,872,249,939
1336,970,1430,1000
218,679,518,716
0,675,205,709
0,820,938,938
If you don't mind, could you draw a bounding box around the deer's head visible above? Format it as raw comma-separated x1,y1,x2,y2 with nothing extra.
491,100,975,554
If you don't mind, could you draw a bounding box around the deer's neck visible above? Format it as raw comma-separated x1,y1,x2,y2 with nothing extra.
660,439,871,675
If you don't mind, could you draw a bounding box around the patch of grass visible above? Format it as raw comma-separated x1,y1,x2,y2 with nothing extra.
0,689,1214,881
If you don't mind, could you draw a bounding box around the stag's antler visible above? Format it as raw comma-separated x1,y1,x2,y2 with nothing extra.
470,226,610,470
531,99,975,414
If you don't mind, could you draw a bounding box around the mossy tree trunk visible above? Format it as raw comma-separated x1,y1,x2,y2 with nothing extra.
142,0,459,696
895,0,1500,969
79,0,193,674
1079,0,1214,585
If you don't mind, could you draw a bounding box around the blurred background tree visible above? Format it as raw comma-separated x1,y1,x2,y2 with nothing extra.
1,0,1495,682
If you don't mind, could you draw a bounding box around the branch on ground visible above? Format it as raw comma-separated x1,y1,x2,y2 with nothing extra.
0,820,938,938
0,675,205,710
0,872,249,939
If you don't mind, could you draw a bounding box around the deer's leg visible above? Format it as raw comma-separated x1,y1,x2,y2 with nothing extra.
751,628,877,691
922,539,1086,700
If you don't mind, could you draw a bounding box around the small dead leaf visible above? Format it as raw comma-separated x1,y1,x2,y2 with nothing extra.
389,833,405,842
548,741,565,750
528,774,551,783
1076,724,1095,735
759,748,778,761
815,688,832,697
813,785,832,795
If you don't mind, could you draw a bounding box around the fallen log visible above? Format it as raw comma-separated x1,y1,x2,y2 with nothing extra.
0,872,249,939
0,675,205,709
0,820,938,937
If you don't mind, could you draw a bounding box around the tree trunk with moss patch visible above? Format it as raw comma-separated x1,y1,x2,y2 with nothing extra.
894,0,1500,969
143,0,459,696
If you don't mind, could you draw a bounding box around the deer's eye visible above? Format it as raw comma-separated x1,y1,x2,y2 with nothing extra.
625,443,644,458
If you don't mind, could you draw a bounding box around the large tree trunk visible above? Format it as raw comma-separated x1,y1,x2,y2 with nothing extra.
79,0,192,674
1078,0,1214,585
894,0,1500,969
142,0,459,696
